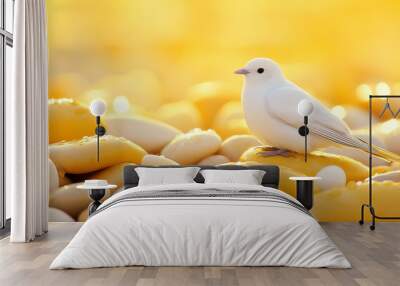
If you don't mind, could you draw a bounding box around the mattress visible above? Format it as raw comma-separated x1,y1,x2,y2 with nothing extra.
50,183,351,269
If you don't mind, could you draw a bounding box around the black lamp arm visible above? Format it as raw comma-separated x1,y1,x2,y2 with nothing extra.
298,116,309,162
95,116,106,137
95,116,106,162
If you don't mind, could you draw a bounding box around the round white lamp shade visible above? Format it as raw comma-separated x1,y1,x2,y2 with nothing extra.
298,99,314,116
90,99,107,116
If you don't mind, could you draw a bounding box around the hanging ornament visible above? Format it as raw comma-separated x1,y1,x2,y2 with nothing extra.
379,98,396,118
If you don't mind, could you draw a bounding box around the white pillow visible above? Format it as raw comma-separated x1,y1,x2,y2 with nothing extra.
200,169,266,185
136,167,200,186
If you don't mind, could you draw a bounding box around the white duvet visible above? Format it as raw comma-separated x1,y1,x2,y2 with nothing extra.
50,183,351,269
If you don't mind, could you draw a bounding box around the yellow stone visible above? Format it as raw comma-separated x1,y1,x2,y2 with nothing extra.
155,101,203,132
104,116,181,154
49,183,111,220
49,159,59,193
78,208,89,222
49,73,86,100
88,163,131,189
240,147,368,182
49,135,146,174
161,129,221,165
59,174,72,187
313,181,400,221
219,135,262,161
188,81,240,128
212,101,250,139
49,98,96,144
198,155,230,165
141,155,179,166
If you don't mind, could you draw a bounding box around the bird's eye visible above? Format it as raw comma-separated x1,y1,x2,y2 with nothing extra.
257,68,264,74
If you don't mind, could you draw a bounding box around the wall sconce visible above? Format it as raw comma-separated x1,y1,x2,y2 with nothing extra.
90,100,107,162
297,99,314,162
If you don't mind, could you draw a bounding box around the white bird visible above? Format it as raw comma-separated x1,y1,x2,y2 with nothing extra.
235,58,400,162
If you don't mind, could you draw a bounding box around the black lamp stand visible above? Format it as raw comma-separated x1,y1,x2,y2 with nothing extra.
95,116,106,162
88,189,106,215
298,116,309,162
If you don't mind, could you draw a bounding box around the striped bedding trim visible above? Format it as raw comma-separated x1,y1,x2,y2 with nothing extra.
91,189,311,217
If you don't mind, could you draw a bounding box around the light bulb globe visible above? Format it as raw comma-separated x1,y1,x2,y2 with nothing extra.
90,99,107,117
298,99,314,116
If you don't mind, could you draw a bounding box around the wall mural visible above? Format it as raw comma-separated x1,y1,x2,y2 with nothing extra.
47,0,400,222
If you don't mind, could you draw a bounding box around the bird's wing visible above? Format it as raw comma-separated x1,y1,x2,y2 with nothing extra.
265,86,368,151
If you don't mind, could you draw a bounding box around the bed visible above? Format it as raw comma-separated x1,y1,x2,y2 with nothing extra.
50,165,350,269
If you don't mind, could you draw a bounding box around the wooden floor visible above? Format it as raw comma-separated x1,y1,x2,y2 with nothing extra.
0,223,399,286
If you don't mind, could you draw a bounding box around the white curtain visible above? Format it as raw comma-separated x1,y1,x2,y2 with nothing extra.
8,0,49,242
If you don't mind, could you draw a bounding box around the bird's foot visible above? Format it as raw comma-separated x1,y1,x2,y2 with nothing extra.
256,146,293,157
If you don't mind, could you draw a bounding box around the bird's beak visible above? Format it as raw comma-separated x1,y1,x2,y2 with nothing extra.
234,68,250,75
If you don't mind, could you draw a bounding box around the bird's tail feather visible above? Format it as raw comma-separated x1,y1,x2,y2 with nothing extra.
370,145,400,163
357,136,400,163
310,126,400,163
